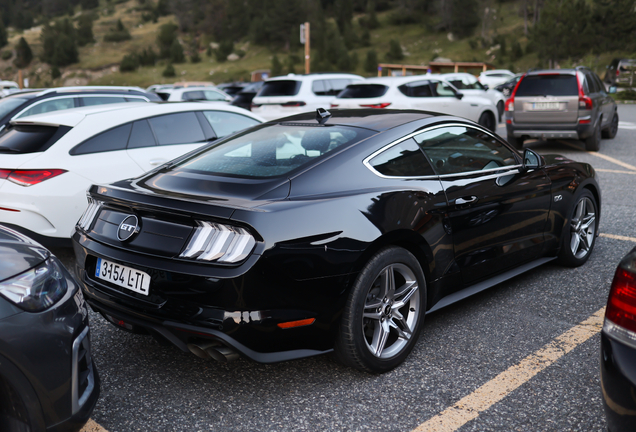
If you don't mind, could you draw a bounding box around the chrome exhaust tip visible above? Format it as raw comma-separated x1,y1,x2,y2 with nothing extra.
206,346,239,363
187,341,221,359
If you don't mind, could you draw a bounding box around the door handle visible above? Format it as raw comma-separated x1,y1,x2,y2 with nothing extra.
455,196,478,205
149,159,167,166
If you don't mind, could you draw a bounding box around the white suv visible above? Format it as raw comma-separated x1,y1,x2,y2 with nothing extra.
478,70,516,88
332,75,499,131
251,73,364,121
442,72,505,120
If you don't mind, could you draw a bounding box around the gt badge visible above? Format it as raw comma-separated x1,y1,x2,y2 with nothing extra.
117,215,140,242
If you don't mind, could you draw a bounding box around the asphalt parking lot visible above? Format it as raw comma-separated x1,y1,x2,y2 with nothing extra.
54,105,636,432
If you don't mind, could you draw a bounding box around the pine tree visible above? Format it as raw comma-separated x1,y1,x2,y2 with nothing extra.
449,0,480,39
162,63,176,77
0,17,7,48
13,37,33,68
366,0,379,29
364,49,378,74
170,39,185,63
40,19,79,66
120,53,139,72
386,39,403,62
77,14,94,46
157,23,178,58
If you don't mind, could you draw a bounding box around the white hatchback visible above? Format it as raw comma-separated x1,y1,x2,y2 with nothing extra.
442,72,505,120
157,86,232,103
0,102,262,245
478,69,516,88
251,73,364,121
332,75,498,131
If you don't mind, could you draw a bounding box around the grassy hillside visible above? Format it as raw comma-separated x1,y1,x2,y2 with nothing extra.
0,0,630,88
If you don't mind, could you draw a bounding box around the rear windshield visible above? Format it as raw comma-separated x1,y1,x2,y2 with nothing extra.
338,84,388,99
515,75,579,97
0,125,70,154
171,124,374,178
258,81,301,97
0,97,28,119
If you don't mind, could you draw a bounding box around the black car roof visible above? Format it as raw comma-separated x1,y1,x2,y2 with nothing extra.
275,109,437,132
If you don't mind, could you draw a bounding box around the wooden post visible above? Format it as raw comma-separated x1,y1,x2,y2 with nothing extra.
304,22,310,74
18,70,23,89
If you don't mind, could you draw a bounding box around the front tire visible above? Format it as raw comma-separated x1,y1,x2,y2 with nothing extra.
334,247,426,373
558,189,598,267
585,121,601,151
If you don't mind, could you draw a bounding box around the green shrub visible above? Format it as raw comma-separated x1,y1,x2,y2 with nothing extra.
104,19,131,42
162,63,175,77
190,51,201,63
1,50,11,60
120,53,139,72
51,66,61,79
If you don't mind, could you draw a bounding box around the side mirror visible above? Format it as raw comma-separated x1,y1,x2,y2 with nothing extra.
455,92,464,100
483,84,489,90
522,148,542,171
609,86,617,94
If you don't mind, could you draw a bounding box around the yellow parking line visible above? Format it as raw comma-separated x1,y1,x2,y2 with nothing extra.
600,233,636,243
411,307,605,432
80,419,109,432
595,168,636,175
559,140,636,172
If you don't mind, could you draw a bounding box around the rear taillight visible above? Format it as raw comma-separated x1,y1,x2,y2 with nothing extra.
0,169,66,186
330,104,339,108
360,103,391,109
180,221,256,264
505,98,514,112
617,70,620,76
576,73,593,110
606,266,636,334
77,197,103,232
280,101,306,107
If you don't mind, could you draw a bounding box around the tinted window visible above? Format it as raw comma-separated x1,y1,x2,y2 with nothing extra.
339,84,388,99
0,97,28,119
202,90,228,101
71,124,131,155
328,79,352,95
17,98,76,118
369,138,435,177
414,126,517,175
172,124,373,178
258,81,301,97
202,111,260,138
399,81,433,97
515,75,578,96
592,73,606,93
80,96,127,106
148,112,206,145
0,125,69,154
127,120,156,149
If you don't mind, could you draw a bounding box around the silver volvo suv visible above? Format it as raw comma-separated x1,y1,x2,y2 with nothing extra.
504,67,618,151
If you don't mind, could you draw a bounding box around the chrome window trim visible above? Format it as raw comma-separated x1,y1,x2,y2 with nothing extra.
363,122,522,180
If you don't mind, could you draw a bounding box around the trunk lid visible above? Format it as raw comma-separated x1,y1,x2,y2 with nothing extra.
513,74,579,124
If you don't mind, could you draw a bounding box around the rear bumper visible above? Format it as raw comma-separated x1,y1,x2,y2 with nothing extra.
506,121,594,140
600,331,636,432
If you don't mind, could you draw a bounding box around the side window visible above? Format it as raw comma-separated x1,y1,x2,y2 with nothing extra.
182,91,204,101
398,81,432,97
414,126,517,175
148,112,205,145
127,120,157,149
431,81,456,97
202,90,228,101
328,79,352,95
17,98,76,118
593,73,606,94
368,138,435,177
70,124,132,155
202,111,260,138
312,80,328,96
80,96,127,106
585,73,599,93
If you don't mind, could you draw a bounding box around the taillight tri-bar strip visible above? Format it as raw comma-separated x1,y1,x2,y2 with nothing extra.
77,197,103,231
180,221,256,264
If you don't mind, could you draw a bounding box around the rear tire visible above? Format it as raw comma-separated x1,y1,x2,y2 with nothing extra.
496,100,504,122
602,113,618,139
478,111,497,132
584,121,601,151
507,134,523,150
334,247,426,373
558,189,598,267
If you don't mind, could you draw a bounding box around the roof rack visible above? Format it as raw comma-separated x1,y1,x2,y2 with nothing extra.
40,86,146,95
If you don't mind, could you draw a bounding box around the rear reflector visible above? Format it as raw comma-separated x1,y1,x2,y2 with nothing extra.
578,118,591,124
0,169,67,187
277,318,316,329
360,103,391,109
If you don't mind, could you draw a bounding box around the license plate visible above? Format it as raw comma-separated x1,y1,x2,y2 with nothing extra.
532,102,561,110
95,258,150,296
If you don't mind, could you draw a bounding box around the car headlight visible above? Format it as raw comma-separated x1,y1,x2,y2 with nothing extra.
0,258,68,312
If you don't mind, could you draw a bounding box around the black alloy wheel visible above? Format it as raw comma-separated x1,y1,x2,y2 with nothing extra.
602,113,619,139
335,247,426,373
558,189,598,267
478,111,497,132
585,121,602,152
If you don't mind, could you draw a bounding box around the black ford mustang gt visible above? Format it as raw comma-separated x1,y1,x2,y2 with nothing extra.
72,109,600,373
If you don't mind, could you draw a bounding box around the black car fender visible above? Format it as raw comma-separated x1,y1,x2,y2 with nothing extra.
0,352,46,432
